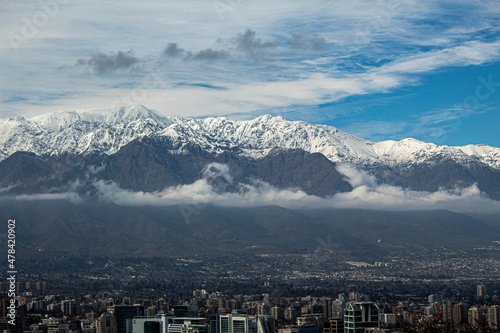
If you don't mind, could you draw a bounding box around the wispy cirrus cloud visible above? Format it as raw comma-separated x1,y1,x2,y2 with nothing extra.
407,105,495,144
377,40,500,75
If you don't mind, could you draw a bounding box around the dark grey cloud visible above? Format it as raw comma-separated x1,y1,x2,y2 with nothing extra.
234,29,280,58
291,34,326,50
163,43,185,57
76,50,139,74
162,42,228,62
190,49,229,61
161,29,279,63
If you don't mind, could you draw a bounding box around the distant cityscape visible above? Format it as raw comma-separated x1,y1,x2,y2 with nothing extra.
1,249,500,333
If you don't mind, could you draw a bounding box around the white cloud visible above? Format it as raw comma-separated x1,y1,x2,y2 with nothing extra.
330,166,500,213
86,163,500,214
4,161,499,213
335,164,377,188
12,35,498,120
377,40,500,75
11,192,83,203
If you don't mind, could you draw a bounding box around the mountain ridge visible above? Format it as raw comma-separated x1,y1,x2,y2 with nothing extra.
1,105,499,170
2,106,499,258
2,105,500,201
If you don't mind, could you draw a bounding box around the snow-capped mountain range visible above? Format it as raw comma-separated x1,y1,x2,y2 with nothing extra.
3,105,500,258
1,105,500,170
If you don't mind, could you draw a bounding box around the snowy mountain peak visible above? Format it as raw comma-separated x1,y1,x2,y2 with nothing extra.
31,105,168,129
253,114,284,122
0,105,499,170
110,105,167,124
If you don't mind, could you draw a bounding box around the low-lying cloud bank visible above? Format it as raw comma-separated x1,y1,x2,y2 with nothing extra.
4,163,500,214
8,192,83,203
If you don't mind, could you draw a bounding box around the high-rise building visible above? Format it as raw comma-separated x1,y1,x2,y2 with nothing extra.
331,301,345,320
109,305,145,333
257,304,270,316
132,315,209,333
343,302,379,333
452,303,468,325
428,295,442,304
34,281,46,293
61,300,75,317
132,316,165,333
271,307,284,322
256,315,274,333
347,293,359,302
219,314,247,333
218,314,272,333
423,306,435,317
488,306,499,330
322,318,343,333
285,308,297,323
145,307,157,318
477,284,487,299
143,322,160,333
296,315,323,327
442,301,454,323
96,314,117,333
170,317,210,333
381,314,395,325
468,307,486,326
322,299,332,319
48,303,61,313
31,300,47,312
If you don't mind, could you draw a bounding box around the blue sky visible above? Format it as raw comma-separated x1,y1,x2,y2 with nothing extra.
1,0,500,147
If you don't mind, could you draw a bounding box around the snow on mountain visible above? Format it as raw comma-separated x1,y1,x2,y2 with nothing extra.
1,105,499,170
372,139,462,165
456,144,500,167
197,114,379,162
32,105,171,129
